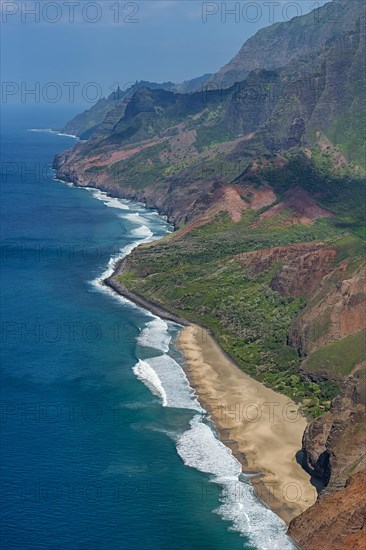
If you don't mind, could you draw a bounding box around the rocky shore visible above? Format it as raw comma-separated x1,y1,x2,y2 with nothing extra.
104,258,189,326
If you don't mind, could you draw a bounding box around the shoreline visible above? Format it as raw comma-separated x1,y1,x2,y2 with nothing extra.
105,255,316,525
176,325,317,525
104,257,189,326
55,171,310,534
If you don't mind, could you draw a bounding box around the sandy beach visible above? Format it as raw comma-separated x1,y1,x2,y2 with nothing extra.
177,324,317,524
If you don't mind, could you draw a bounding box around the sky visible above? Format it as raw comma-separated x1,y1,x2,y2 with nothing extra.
1,0,328,107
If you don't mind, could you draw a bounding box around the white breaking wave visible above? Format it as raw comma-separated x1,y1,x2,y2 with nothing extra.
131,225,153,238
133,359,168,406
97,241,139,282
177,416,241,478
53,162,294,546
137,317,171,352
134,314,202,410
55,132,79,139
87,192,160,291
54,178,74,187
139,354,203,411
101,196,130,211
28,128,78,139
131,288,293,547
90,228,159,295
177,416,296,550
87,188,130,211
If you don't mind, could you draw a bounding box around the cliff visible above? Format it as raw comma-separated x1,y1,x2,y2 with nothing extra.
54,1,366,546
209,0,364,88
54,12,365,226
60,76,211,139
289,378,366,549
289,468,366,549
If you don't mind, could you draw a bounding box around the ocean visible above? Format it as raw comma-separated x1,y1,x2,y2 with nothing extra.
0,106,296,550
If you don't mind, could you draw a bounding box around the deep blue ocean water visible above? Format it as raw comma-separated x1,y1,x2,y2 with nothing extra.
0,106,295,550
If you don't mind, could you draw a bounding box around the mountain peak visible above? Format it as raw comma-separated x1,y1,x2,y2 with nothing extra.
209,0,364,88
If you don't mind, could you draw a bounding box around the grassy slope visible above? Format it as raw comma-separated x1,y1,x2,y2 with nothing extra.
118,153,365,417
304,329,366,377
59,11,364,418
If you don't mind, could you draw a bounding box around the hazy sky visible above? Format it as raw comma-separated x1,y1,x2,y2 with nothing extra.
1,0,328,106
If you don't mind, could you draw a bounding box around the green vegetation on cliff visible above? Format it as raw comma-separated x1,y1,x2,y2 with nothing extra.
115,149,365,417
55,1,366,419
303,329,366,377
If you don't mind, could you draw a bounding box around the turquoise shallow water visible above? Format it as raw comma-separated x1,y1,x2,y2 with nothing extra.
1,106,295,550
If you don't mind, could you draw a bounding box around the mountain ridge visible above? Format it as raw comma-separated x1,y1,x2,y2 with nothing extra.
208,0,364,87
54,1,366,546
61,1,364,141
60,75,212,139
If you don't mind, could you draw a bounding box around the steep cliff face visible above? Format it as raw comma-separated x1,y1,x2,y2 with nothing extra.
238,243,333,279
289,378,366,549
300,378,365,489
289,468,366,550
209,0,364,88
60,1,363,141
229,16,366,164
270,247,336,298
54,1,366,544
54,9,365,225
289,264,366,359
60,82,176,138
60,77,212,138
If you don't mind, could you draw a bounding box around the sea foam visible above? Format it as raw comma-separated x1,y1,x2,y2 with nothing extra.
87,189,130,210
28,128,79,139
137,317,171,353
139,354,203,412
88,201,158,292
135,313,202,411
131,225,153,238
135,300,296,548
59,169,295,548
177,416,296,550
133,359,168,406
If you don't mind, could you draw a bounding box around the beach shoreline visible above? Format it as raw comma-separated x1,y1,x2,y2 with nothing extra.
105,258,316,525
176,325,317,524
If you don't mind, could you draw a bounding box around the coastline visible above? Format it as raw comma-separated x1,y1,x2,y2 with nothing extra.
177,325,317,524
105,255,316,525
104,257,189,326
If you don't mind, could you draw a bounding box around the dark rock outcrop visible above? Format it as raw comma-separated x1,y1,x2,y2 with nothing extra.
289,378,366,548
289,468,366,550
301,378,366,491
